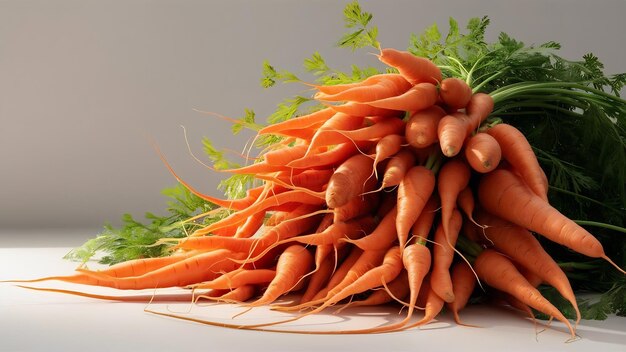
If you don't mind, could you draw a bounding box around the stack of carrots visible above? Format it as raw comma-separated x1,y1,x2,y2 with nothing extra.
11,47,625,337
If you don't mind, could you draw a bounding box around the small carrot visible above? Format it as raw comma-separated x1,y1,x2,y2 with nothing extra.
439,77,472,109
405,105,446,148
372,134,405,179
437,112,469,157
474,249,576,338
465,93,494,129
456,186,478,226
464,132,502,173
381,148,416,189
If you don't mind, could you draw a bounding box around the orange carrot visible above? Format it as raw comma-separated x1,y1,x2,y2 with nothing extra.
287,141,373,169
377,48,442,85
308,73,393,95
191,268,276,290
306,116,405,153
478,168,624,273
437,158,471,243
485,123,549,201
465,93,494,129
365,83,438,112
439,77,472,109
381,148,416,189
372,134,405,177
396,166,436,249
258,108,335,135
244,245,314,307
405,105,446,148
464,132,502,173
335,270,410,312
234,210,266,238
437,112,469,157
474,208,581,324
474,249,576,338
263,145,309,166
456,186,477,226
409,194,439,243
333,190,380,223
326,154,375,208
342,206,397,251
430,209,463,303
325,101,400,118
447,261,477,325
314,74,411,103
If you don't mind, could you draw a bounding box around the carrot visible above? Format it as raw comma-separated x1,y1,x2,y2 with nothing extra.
456,186,478,226
430,209,463,303
221,160,292,175
404,278,445,328
399,243,432,324
439,77,472,109
377,48,442,85
248,247,402,329
334,270,410,312
263,145,309,166
437,112,469,157
437,158,471,243
372,134,405,179
326,154,375,208
364,83,438,112
197,285,257,304
306,116,406,153
15,285,205,303
314,74,411,103
474,249,576,338
287,141,373,169
191,268,276,290
342,206,397,251
258,108,335,135
485,123,549,201
307,73,393,95
333,190,380,223
74,249,244,289
409,194,439,243
325,101,400,118
464,132,502,173
405,105,446,148
299,245,349,303
244,244,314,308
192,189,325,236
478,168,625,273
465,93,494,129
474,208,581,324
447,261,477,325
234,210,266,238
396,166,436,249
381,148,416,189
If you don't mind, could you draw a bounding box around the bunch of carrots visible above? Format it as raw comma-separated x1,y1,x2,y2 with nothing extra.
8,47,625,338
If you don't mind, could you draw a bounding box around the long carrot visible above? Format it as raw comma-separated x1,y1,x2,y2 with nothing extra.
430,209,463,303
474,249,576,338
478,168,625,273
364,83,438,112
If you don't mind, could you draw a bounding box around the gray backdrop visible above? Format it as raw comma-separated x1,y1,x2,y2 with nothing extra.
1,0,624,238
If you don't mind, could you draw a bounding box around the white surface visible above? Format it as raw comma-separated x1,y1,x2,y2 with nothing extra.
1,0,625,229
2,246,626,352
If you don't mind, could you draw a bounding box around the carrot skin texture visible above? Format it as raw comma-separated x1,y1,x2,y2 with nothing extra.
464,132,502,173
405,105,446,148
